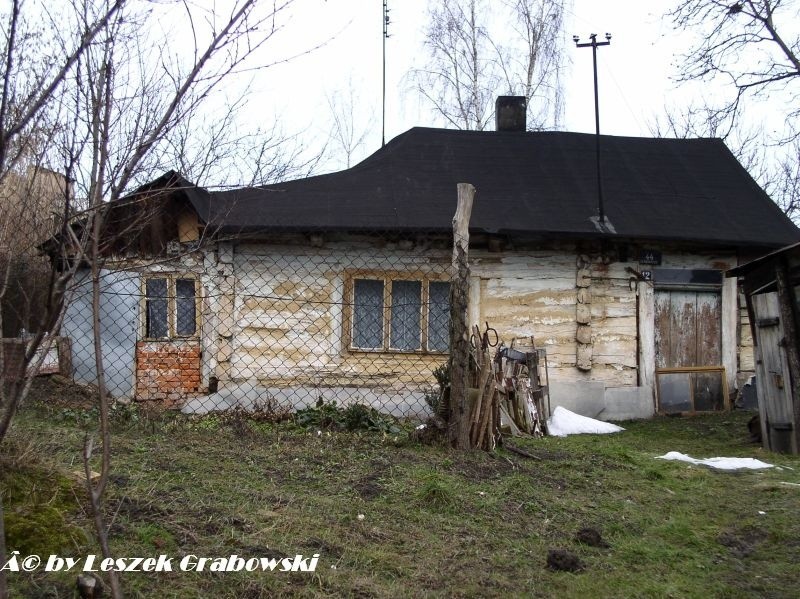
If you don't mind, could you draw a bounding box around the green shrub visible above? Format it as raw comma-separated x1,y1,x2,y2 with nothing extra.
295,399,400,434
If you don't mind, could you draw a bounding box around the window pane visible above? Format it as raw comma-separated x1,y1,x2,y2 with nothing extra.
176,279,196,336
145,278,168,338
391,280,421,350
353,279,384,349
428,281,450,352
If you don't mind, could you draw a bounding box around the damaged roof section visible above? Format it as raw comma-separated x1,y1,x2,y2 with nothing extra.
159,128,799,247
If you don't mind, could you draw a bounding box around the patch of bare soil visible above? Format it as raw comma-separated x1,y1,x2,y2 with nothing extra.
112,496,171,520
575,527,610,548
717,526,768,558
353,472,384,500
25,374,97,408
302,536,344,558
546,549,584,572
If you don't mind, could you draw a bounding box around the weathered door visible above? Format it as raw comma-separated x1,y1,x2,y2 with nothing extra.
751,293,797,453
655,290,724,413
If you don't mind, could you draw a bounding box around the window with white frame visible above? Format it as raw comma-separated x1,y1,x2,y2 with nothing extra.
350,275,450,352
143,276,198,339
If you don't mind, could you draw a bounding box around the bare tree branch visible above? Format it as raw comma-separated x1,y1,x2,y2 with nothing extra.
410,0,566,130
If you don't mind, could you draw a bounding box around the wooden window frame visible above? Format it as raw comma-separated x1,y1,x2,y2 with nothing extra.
140,274,201,341
655,365,730,415
343,270,450,354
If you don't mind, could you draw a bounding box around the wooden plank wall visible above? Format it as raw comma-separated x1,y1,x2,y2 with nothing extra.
214,242,748,395
230,243,449,388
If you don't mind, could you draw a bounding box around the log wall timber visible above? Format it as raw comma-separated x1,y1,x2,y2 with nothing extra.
230,243,451,389
576,254,593,371
471,249,578,380
471,248,639,387
469,245,745,394
589,258,638,384
738,290,756,379
105,240,746,410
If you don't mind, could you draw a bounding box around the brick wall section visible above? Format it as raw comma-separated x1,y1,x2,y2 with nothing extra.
135,341,203,406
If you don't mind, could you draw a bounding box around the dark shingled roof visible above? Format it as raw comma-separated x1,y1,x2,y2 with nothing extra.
191,127,798,247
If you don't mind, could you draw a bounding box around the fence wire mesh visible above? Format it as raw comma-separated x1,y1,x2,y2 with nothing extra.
31,231,456,420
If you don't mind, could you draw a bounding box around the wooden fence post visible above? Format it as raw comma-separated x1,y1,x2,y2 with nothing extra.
449,183,475,449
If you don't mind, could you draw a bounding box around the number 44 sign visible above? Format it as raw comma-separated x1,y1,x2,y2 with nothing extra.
639,249,662,265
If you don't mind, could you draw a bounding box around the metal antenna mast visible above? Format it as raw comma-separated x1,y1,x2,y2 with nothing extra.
382,0,390,147
574,33,611,226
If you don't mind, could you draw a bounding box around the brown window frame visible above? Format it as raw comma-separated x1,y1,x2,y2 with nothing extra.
140,274,201,341
344,271,450,354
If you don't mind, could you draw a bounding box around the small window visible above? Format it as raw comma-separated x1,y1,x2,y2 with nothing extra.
143,275,198,339
391,280,422,350
353,279,384,349
349,275,450,353
428,281,450,352
175,279,197,336
145,278,169,338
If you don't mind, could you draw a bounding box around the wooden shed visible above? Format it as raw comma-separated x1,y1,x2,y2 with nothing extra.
728,243,800,454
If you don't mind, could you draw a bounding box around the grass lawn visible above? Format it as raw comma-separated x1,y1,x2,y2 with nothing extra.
3,385,800,598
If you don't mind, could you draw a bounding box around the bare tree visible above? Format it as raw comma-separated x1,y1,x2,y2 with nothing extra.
0,3,125,596
0,1,310,597
773,138,800,218
650,104,800,221
163,99,324,187
411,0,566,131
670,0,800,137
494,0,565,128
663,2,800,221
326,78,375,169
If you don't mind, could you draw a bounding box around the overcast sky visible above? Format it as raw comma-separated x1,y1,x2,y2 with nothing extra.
223,0,776,172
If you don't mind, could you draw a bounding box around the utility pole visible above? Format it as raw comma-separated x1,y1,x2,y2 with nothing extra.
382,0,390,147
574,33,611,227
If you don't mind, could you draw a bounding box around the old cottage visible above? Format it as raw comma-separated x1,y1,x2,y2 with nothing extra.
61,110,799,420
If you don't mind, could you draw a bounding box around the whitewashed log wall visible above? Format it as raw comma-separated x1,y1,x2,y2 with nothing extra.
227,242,450,388
199,242,750,396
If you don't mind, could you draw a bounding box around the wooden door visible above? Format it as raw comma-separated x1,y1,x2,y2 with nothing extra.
655,290,724,413
752,293,796,453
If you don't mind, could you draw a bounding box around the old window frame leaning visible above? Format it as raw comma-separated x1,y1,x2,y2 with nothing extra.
344,271,451,354
140,274,201,341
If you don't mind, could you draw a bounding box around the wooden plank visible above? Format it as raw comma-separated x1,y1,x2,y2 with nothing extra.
654,290,672,369
696,291,722,365
721,276,738,394
775,260,800,454
752,293,795,452
670,290,698,367
638,282,655,393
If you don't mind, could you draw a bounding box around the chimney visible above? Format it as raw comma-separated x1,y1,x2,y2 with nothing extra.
495,96,527,132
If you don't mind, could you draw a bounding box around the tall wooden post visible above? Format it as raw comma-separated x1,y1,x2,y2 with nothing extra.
449,183,475,449
775,257,800,452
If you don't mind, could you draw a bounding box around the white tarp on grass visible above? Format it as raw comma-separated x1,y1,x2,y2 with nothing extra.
547,406,625,437
656,451,774,471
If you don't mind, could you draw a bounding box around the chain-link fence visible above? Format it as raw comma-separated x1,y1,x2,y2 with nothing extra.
51,231,454,419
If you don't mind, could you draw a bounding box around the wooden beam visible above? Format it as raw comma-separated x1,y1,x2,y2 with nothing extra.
721,276,738,397
775,257,800,453
448,183,475,449
637,281,655,406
